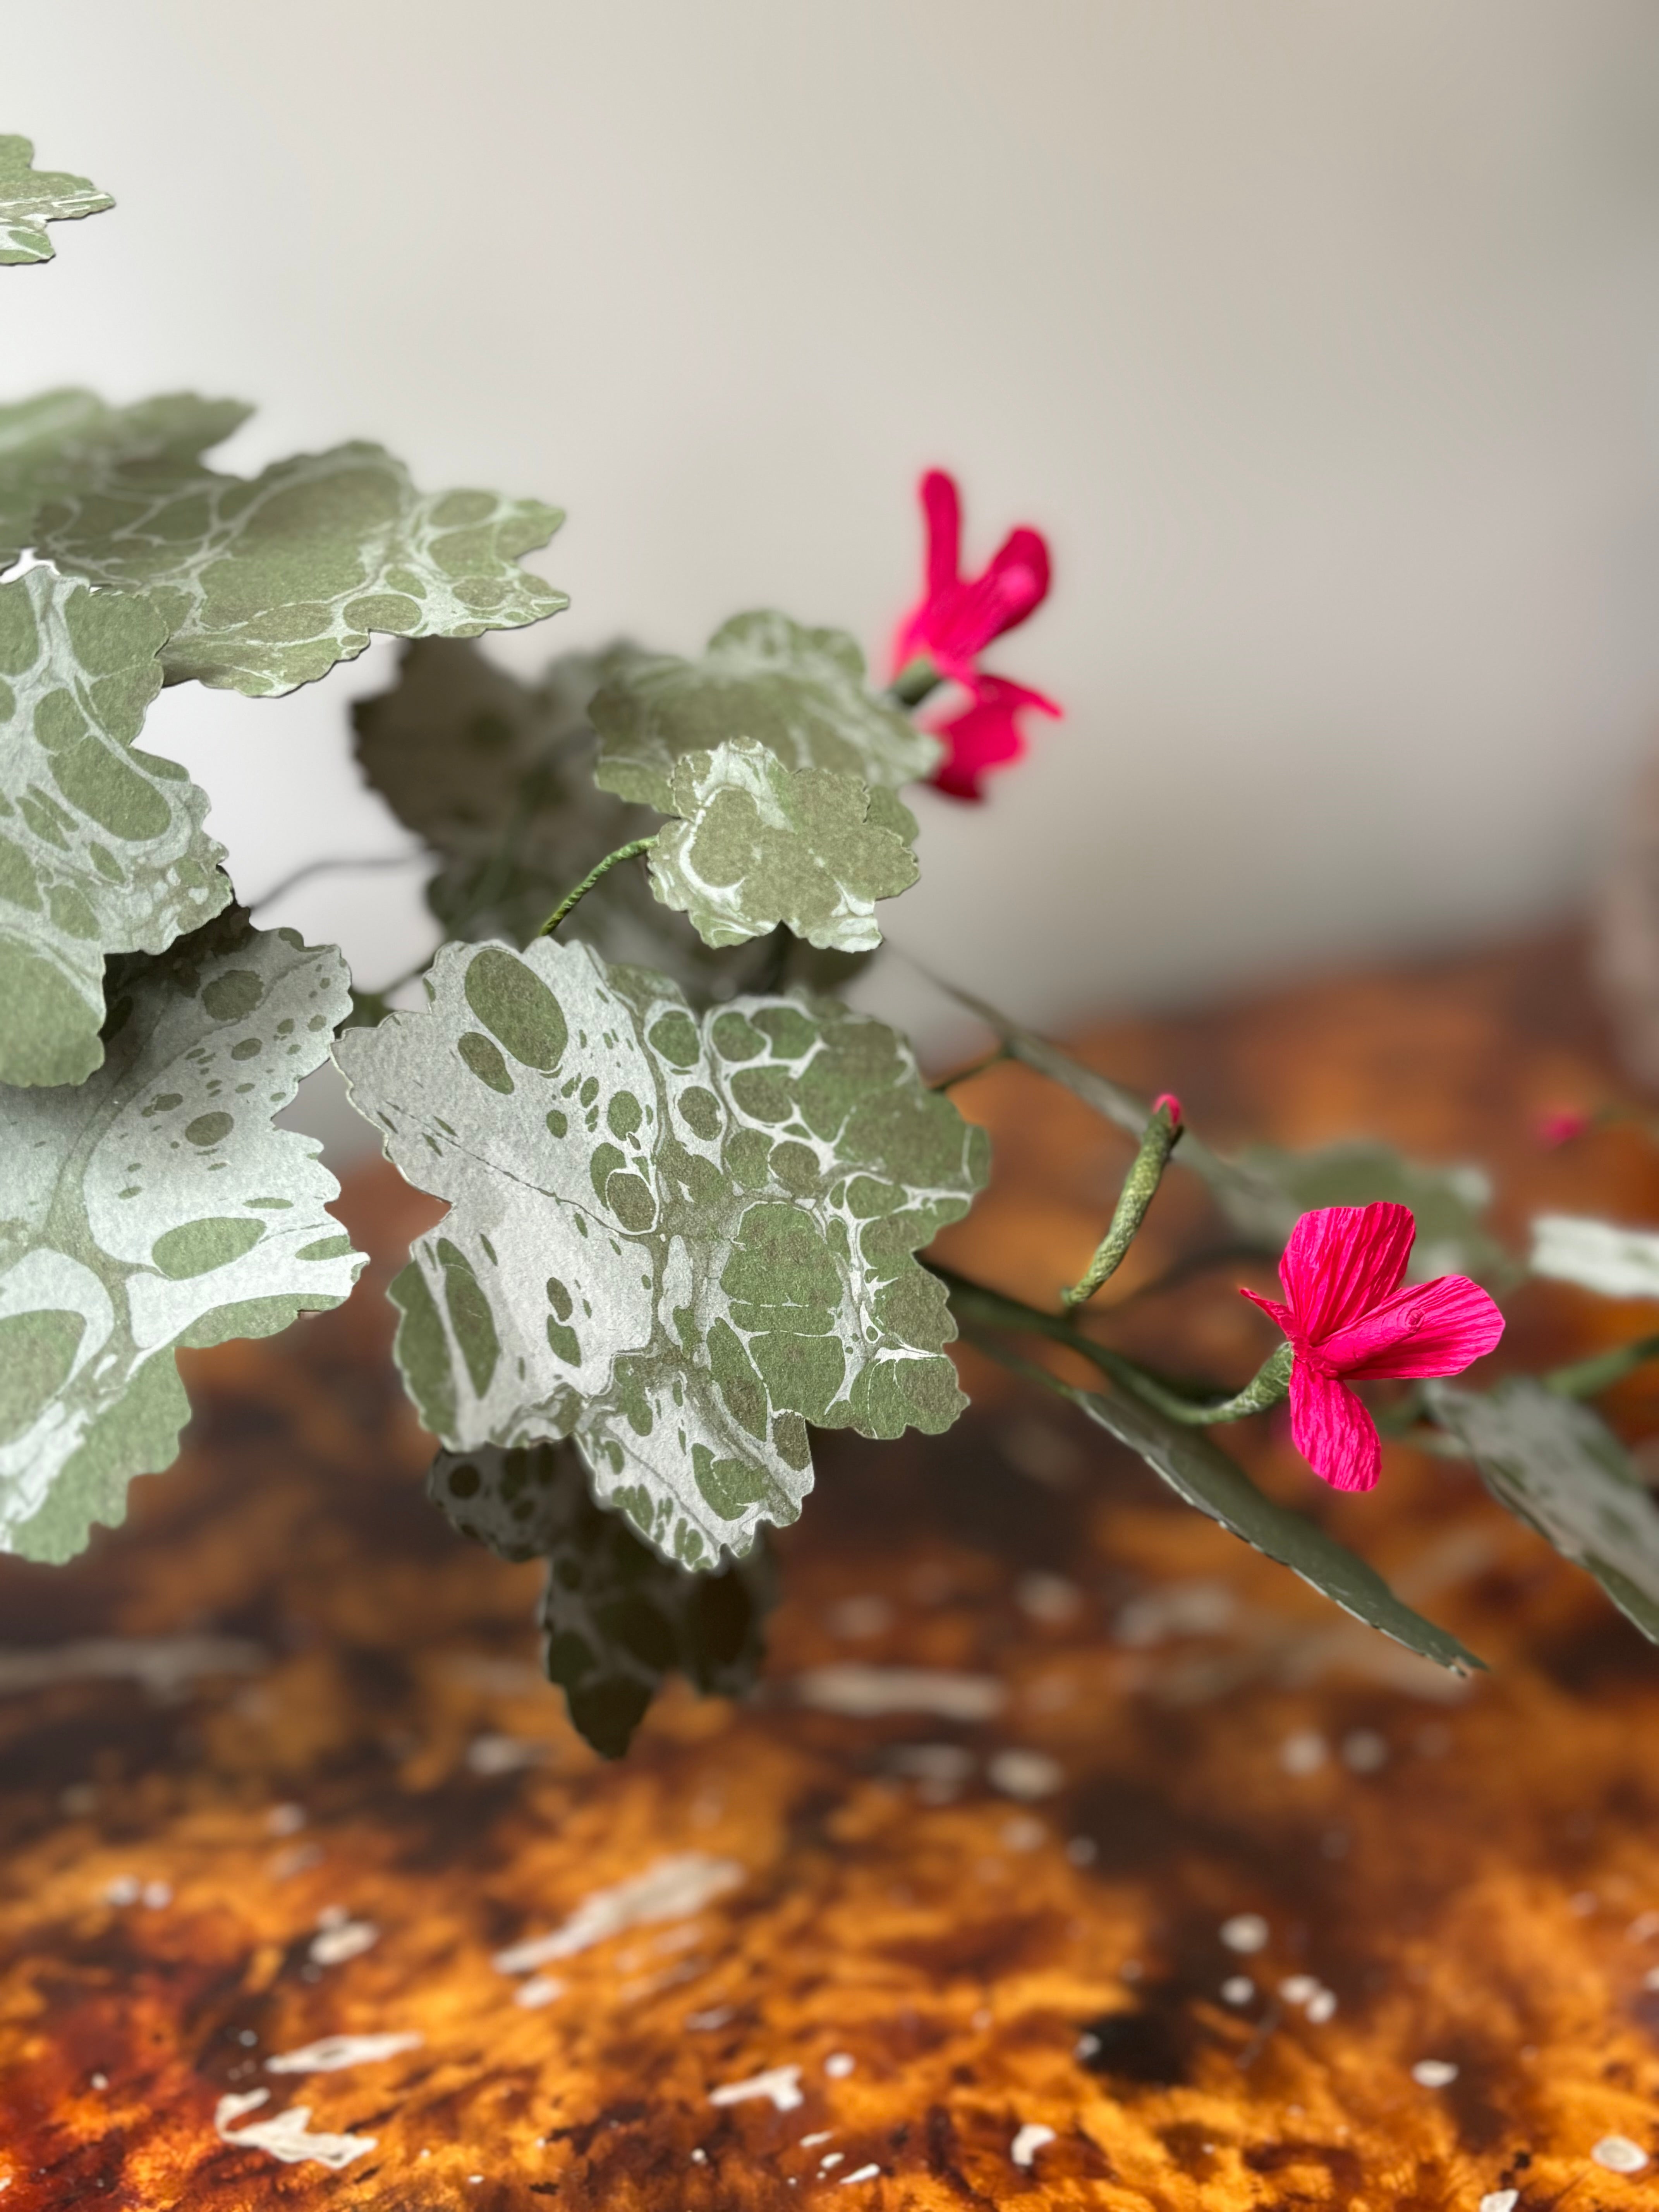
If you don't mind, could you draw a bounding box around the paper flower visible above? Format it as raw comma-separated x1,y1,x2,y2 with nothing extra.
1240,1202,1504,1493
891,469,1051,687
927,673,1060,801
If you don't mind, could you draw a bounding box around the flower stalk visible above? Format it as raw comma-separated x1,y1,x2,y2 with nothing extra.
534,836,658,940
1061,1094,1182,1310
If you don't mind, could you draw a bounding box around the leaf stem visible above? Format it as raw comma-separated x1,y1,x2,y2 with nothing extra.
247,849,426,911
1061,1101,1182,1309
534,836,658,938
1544,1331,1659,1400
933,1264,1293,1425
930,1045,1010,1092
889,654,942,710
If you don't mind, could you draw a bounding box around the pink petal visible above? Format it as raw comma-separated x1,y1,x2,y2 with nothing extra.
1322,1273,1505,1382
1238,1283,1296,1337
1289,1365,1382,1493
927,675,1061,800
1279,1202,1414,1343
921,469,962,600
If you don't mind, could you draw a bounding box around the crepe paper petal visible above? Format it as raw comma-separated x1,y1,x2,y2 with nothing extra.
1324,1273,1506,1382
1278,1202,1415,1342
1290,1367,1382,1494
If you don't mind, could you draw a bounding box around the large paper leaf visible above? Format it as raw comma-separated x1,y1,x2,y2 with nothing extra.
0,390,252,571
0,909,364,1562
0,567,228,1087
1430,1379,1659,1643
1530,1214,1659,1301
1059,1374,1482,1673
647,738,918,951
428,1439,773,1755
335,938,988,1568
590,611,940,813
0,137,113,266
941,980,1511,1280
4,395,563,694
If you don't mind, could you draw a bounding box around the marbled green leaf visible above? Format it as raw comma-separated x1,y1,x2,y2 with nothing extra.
1429,1379,1659,1643
0,137,113,266
0,390,252,572
336,937,988,1568
0,567,229,1087
943,981,1513,1282
0,908,364,1562
647,738,918,952
428,1437,773,1756
1064,1375,1482,1673
591,610,940,814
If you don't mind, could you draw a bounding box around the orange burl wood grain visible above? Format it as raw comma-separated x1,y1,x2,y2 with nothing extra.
6,931,1659,2209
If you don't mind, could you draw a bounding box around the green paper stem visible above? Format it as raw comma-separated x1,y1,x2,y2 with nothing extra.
889,654,942,709
935,1265,1293,1426
930,1046,1011,1093
535,836,658,938
1544,1331,1659,1401
1061,1102,1182,1310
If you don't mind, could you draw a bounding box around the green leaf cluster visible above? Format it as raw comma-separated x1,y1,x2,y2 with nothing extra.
0,136,113,266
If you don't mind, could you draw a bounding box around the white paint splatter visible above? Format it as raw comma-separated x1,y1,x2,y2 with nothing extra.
1220,1913,1268,1954
1279,1731,1328,1776
800,2131,835,2148
1479,2191,1519,2212
1340,1729,1388,1773
709,2064,804,2114
1305,1989,1337,2024
465,1732,545,1776
819,2151,845,2170
266,1803,306,1836
839,2164,881,2185
1411,2059,1458,2088
987,1748,1063,1800
824,2052,855,2078
687,2005,735,2030
308,1917,378,1966
493,1853,742,1975
1011,2124,1056,2168
1220,1977,1254,2005
826,1595,893,1639
1014,1572,1082,1624
1628,1910,1659,1942
1592,2135,1649,2174
266,2033,422,2073
792,1665,1006,1721
0,1635,264,1700
213,2089,376,2169
515,1977,563,2010
1279,1976,1319,2004
1114,1581,1235,1648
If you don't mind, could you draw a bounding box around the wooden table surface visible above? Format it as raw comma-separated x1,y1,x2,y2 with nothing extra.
7,929,1659,2210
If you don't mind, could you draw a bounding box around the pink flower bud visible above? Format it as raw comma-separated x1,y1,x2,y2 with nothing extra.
1152,1093,1182,1128
1535,1107,1592,1149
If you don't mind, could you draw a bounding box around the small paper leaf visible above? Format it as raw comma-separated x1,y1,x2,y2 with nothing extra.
647,738,918,951
0,567,229,1087
942,980,1512,1280
0,908,364,1563
1429,1378,1659,1643
0,389,252,571
1065,1377,1482,1673
428,1438,773,1756
0,136,113,266
3,398,565,694
335,937,988,1568
1530,1214,1659,1301
590,610,940,813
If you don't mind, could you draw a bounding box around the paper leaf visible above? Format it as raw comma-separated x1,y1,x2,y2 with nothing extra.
0,137,113,266
1530,1214,1659,1301
428,1438,773,1755
0,567,229,1087
6,400,563,694
0,389,253,571
0,909,364,1562
1065,1377,1482,1673
590,610,941,814
335,937,988,1567
1430,1379,1659,1643
941,980,1512,1280
647,738,918,951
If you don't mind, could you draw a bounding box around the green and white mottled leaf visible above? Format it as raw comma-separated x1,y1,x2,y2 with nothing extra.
1429,1379,1659,1643
0,909,364,1563
941,980,1513,1281
335,937,988,1568
647,738,918,951
0,137,113,265
1061,1374,1482,1673
1530,1214,1659,1301
0,390,252,571
428,1438,773,1756
1,393,564,694
591,611,940,814
0,567,228,1087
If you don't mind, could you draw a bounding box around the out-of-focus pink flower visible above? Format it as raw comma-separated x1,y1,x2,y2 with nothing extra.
927,673,1060,801
892,469,1051,686
1239,1201,1504,1494
1536,1107,1592,1149
1152,1092,1182,1127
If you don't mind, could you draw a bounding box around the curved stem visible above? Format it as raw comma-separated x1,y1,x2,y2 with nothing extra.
1544,1331,1659,1400
247,849,425,912
534,836,657,939
930,1045,1010,1093
1062,1103,1181,1310
889,654,942,710
933,1263,1292,1426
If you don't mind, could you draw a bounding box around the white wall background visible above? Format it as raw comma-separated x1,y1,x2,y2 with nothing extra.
8,1,1659,1095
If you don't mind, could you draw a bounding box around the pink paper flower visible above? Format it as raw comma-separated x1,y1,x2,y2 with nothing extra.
928,673,1060,801
892,469,1051,687
1535,1107,1592,1149
1239,1202,1504,1494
